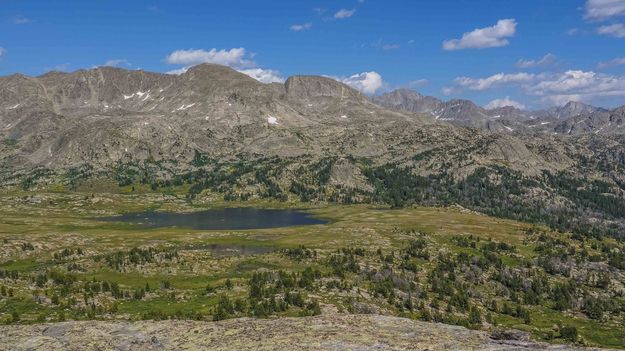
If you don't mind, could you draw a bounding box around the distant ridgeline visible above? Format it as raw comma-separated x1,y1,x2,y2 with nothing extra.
2,153,625,240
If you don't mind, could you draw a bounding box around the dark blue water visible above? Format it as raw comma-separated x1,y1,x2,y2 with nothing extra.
98,208,327,230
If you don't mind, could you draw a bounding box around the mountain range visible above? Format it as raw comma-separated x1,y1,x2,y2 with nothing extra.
1,64,428,169
2,64,625,237
1,63,623,171
371,89,622,135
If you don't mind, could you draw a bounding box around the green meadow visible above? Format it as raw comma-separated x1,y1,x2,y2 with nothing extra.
0,189,624,349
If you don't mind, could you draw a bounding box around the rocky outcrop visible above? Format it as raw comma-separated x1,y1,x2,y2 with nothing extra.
0,314,611,351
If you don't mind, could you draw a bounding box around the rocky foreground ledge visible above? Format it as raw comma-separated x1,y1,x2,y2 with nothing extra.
0,314,612,351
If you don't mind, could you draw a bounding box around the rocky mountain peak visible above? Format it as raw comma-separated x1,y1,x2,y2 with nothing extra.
487,105,523,114
371,89,442,115
182,64,260,85
285,75,363,101
37,70,69,79
549,101,599,119
442,99,488,120
387,88,425,99
174,64,265,100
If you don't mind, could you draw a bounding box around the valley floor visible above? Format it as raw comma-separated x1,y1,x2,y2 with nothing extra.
0,190,624,349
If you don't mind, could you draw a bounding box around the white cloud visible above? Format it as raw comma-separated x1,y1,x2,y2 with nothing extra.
597,23,625,37
567,28,581,35
408,79,428,88
166,67,190,75
313,8,327,16
0,47,5,59
382,44,400,50
290,23,312,32
442,87,454,96
450,69,625,104
529,70,625,98
165,48,254,68
598,56,625,68
516,53,556,68
484,97,526,110
339,71,384,94
442,19,517,50
11,15,31,24
334,8,356,19
369,39,400,51
545,94,585,106
585,0,625,20
454,72,536,91
238,68,285,83
102,59,131,67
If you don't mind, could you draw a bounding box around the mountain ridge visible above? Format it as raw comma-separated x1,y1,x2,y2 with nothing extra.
370,88,619,135
0,64,622,175
2,64,625,239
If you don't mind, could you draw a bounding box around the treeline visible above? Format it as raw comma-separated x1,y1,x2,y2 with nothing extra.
365,164,625,239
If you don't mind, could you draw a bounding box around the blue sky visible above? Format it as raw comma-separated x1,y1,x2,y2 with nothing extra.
1,0,625,109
